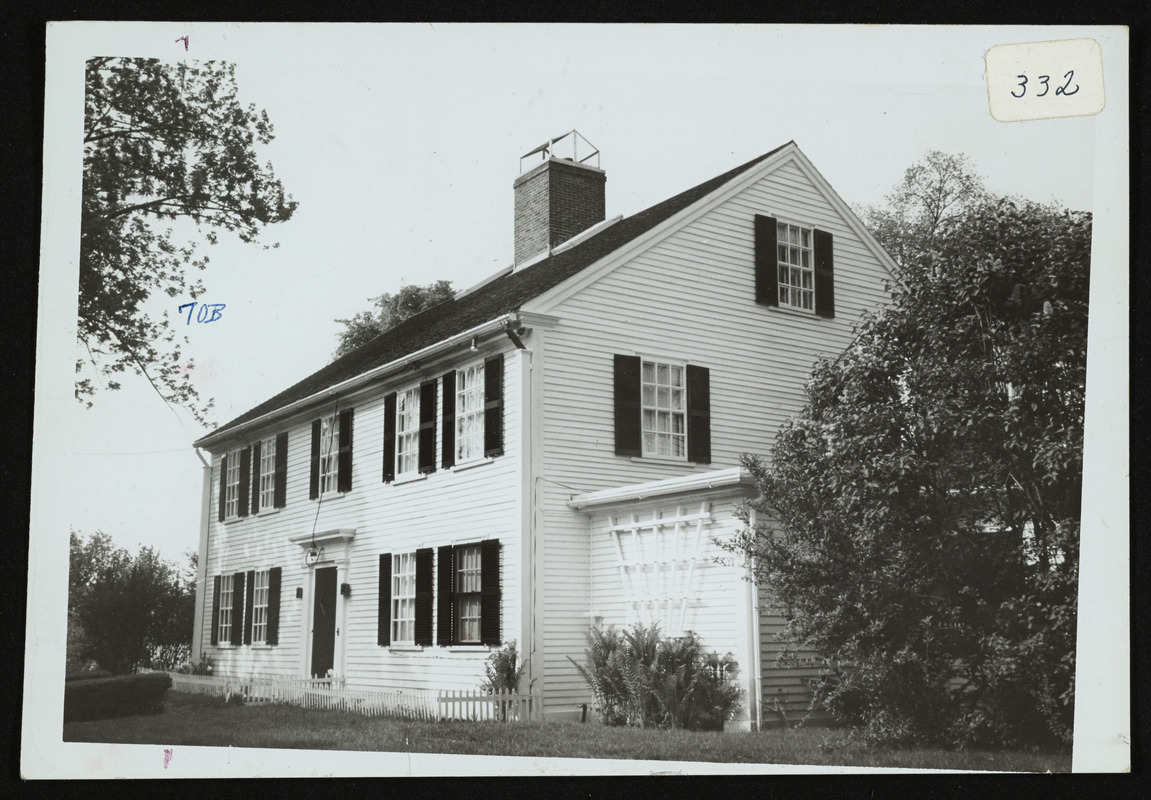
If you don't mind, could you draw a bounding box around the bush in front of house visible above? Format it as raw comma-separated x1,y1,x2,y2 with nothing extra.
570,623,741,731
63,672,172,722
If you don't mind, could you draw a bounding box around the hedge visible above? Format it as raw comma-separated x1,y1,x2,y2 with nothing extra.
65,668,113,683
63,672,172,722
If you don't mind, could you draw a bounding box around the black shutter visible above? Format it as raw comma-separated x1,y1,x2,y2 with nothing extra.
273,432,288,508
337,409,354,492
480,539,502,646
267,567,282,646
415,548,434,646
231,572,246,646
814,229,835,319
686,365,711,464
383,392,397,483
437,545,454,646
250,440,262,514
484,355,505,458
441,370,456,469
217,453,228,523
309,420,321,499
238,446,251,517
418,380,437,474
378,553,392,647
243,569,255,645
614,354,642,457
210,575,221,645
755,214,779,306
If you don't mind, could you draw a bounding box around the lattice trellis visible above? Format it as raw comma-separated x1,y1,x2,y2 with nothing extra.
608,501,714,634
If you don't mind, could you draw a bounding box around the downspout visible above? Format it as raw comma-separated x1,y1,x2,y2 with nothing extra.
747,508,763,731
190,447,212,664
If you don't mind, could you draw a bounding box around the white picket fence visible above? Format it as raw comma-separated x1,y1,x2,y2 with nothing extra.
161,671,535,722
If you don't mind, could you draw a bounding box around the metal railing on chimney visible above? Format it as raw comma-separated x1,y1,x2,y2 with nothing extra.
519,130,600,173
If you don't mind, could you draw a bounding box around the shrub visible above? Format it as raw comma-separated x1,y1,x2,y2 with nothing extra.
65,667,114,683
63,672,172,722
480,640,527,695
176,652,215,676
570,624,741,731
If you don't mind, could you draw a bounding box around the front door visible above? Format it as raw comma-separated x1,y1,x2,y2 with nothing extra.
310,566,337,678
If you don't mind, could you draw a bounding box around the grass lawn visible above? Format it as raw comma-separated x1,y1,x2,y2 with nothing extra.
62,691,1070,772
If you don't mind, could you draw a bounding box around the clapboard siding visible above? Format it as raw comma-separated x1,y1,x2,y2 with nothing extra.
199,344,522,688
530,156,891,711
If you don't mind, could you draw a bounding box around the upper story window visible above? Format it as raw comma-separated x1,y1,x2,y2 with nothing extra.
257,437,277,510
309,410,353,499
318,415,339,494
641,359,687,459
251,569,270,645
776,222,814,311
754,214,835,319
391,552,417,645
223,451,241,518
614,354,710,464
396,388,421,476
455,363,485,463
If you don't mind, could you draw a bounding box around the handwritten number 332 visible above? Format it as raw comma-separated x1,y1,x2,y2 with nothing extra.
1012,70,1079,98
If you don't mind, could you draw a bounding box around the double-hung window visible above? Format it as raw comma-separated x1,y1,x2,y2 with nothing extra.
251,569,270,644
217,574,235,644
258,437,277,510
390,552,417,644
777,221,814,311
641,359,687,459
455,363,485,463
318,415,339,494
455,544,483,644
223,450,241,518
396,388,421,476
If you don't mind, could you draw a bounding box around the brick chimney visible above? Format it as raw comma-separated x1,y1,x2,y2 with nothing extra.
514,131,606,267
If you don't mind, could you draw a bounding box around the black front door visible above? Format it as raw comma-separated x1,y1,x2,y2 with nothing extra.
310,566,337,678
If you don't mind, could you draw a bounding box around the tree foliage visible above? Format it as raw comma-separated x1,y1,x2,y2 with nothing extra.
68,531,197,674
332,280,455,360
79,57,297,423
730,154,1089,747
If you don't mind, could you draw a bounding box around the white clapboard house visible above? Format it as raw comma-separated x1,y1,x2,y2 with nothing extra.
190,133,897,729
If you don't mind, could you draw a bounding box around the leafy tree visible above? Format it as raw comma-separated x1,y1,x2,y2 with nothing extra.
79,57,297,423
332,280,455,360
68,531,196,674
730,156,1089,747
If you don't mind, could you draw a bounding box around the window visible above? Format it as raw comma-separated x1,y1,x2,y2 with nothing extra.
217,574,235,645
455,544,483,643
391,553,417,644
258,437,277,510
396,388,420,476
776,221,814,311
455,363,485,462
318,415,339,494
223,450,240,518
250,570,270,644
641,359,687,459
614,355,710,464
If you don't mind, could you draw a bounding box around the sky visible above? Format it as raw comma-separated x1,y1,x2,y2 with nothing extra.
30,23,1128,775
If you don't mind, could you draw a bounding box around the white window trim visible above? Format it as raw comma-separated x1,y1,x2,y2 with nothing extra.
223,450,241,520
217,573,235,645
251,568,270,645
391,552,417,646
455,361,486,465
318,414,340,496
258,436,277,511
640,357,688,461
454,542,483,645
395,386,421,477
776,220,815,313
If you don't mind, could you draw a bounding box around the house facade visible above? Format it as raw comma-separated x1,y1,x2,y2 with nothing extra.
191,133,897,729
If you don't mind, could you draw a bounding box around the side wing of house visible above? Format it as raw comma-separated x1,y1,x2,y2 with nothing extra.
521,144,894,724
193,338,525,694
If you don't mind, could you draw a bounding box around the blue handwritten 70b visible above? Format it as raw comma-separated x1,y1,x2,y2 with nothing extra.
178,302,226,324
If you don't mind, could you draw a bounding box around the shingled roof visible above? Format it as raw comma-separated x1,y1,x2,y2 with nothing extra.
198,143,789,445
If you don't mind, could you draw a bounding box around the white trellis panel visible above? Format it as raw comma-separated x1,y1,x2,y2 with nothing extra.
607,501,714,634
